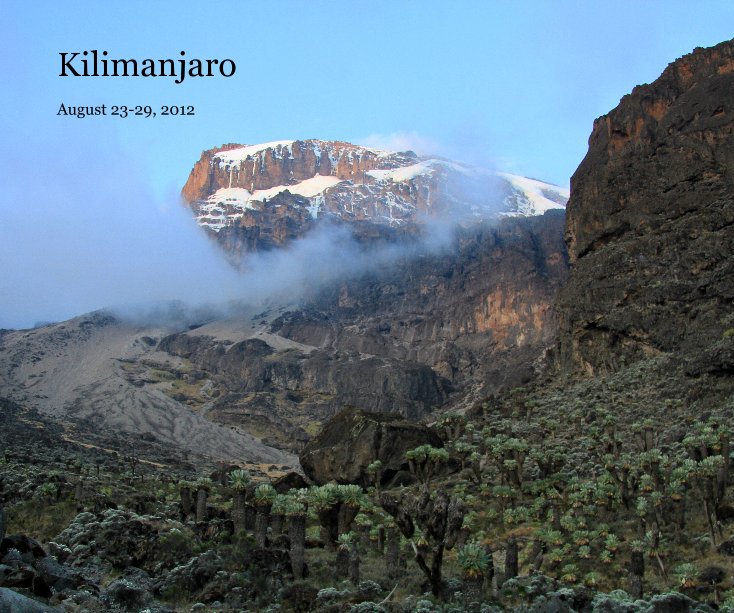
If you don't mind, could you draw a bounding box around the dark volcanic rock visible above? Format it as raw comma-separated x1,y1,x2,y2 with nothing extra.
0,587,60,612
33,557,83,592
103,579,153,611
273,472,310,493
558,39,734,373
718,536,734,556
275,213,568,390
299,406,443,486
647,592,716,612
1,535,46,561
159,332,450,424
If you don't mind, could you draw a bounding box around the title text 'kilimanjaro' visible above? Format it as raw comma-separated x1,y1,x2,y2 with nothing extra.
59,50,236,84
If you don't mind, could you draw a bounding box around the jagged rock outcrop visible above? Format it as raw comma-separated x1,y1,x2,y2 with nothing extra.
299,407,443,486
558,39,734,373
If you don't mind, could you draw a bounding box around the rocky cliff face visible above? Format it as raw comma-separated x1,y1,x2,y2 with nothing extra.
271,212,567,396
558,39,734,374
181,139,568,253
150,212,567,452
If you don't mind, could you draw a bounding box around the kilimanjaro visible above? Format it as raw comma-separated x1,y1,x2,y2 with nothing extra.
58,50,236,83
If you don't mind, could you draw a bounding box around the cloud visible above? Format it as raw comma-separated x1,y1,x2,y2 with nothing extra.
0,127,505,330
355,129,502,176
357,131,444,156
0,132,247,329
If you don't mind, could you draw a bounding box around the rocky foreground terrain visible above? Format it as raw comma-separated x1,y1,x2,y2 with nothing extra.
0,38,733,612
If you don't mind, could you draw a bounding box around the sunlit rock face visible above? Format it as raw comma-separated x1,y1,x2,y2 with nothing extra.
181,139,568,253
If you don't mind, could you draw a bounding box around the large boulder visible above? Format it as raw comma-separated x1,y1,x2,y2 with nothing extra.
299,407,443,486
0,587,60,612
33,557,83,592
1,535,46,561
273,471,310,493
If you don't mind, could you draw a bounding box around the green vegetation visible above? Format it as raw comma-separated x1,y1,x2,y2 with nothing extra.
1,354,733,611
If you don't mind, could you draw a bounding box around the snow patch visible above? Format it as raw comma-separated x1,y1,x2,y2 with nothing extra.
367,159,479,183
208,186,252,201
498,173,568,216
214,141,295,166
252,175,345,201
367,161,436,182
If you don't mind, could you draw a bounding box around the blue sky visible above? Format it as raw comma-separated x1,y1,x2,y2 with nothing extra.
4,1,734,191
1,1,733,327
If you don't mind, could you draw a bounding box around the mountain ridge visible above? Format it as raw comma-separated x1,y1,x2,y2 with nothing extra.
181,139,568,251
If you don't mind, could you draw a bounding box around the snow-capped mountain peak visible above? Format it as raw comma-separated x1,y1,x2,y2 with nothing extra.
181,139,567,248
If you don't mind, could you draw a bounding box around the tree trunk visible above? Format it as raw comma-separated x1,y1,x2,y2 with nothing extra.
629,550,644,599
551,502,562,531
463,574,484,604
180,487,193,520
718,434,730,501
75,479,84,510
288,514,306,579
0,505,5,543
232,492,246,534
255,505,270,548
429,545,445,597
456,527,470,549
349,545,360,584
504,537,518,582
484,545,495,596
318,507,338,550
530,539,544,571
358,524,371,551
196,488,208,523
245,504,256,531
271,513,284,537
385,527,400,580
675,499,686,534
377,525,385,554
703,499,720,549
338,504,359,536
336,548,349,580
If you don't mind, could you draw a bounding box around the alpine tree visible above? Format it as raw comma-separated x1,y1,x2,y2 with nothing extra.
458,541,491,603
406,445,449,486
228,469,250,534
254,483,276,548
284,494,307,579
380,487,466,598
194,478,212,523
309,484,339,550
